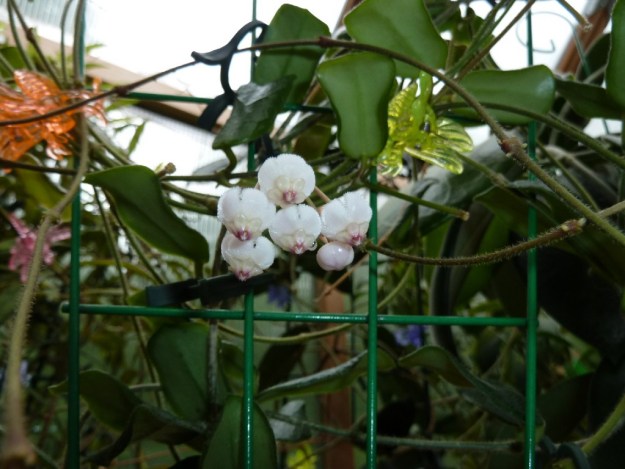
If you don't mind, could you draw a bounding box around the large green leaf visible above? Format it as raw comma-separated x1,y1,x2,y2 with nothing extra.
317,52,395,159
254,4,329,104
257,348,396,402
147,322,212,422
49,370,141,431
203,396,277,469
84,165,209,263
606,0,625,110
213,76,293,149
87,404,204,466
458,66,556,124
556,79,623,119
399,346,528,426
345,0,447,76
14,169,72,221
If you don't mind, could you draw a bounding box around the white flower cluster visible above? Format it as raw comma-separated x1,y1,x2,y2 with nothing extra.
217,153,373,281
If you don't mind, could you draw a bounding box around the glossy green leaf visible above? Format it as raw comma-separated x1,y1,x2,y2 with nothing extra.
87,404,204,466
0,46,27,76
84,166,209,263
213,76,293,149
538,373,593,441
399,345,527,426
203,396,277,469
220,340,258,395
458,66,556,124
14,169,72,221
556,79,623,119
606,0,625,110
49,370,141,431
317,52,395,159
147,322,211,422
257,348,396,402
254,4,329,104
345,0,447,77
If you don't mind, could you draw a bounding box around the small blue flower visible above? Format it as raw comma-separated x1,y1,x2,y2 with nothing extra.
394,324,425,348
268,284,291,309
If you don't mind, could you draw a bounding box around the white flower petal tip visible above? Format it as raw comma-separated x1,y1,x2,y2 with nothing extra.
269,204,321,255
257,153,315,208
320,191,372,246
316,241,354,271
221,233,276,281
217,187,276,241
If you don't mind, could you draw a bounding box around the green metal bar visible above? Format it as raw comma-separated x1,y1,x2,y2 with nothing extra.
59,303,527,327
67,3,86,468
366,168,379,467
242,291,255,468
126,92,211,104
524,9,539,469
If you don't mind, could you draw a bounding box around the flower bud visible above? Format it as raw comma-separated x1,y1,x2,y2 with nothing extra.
320,191,372,246
316,241,354,271
217,187,276,241
269,204,321,254
221,233,276,281
257,153,315,207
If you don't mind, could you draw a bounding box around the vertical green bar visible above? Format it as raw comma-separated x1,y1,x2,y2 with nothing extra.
67,3,85,467
242,1,258,461
524,8,538,469
366,168,379,467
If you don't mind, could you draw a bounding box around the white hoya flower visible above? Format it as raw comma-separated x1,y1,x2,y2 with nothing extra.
269,204,321,255
257,153,315,207
221,233,276,281
316,241,354,271
217,187,276,241
320,191,372,246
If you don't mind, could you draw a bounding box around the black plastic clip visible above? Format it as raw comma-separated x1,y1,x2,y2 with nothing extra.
191,20,268,131
145,272,274,307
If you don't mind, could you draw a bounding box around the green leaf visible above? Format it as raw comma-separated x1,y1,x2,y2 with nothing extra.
49,370,141,431
14,169,72,221
87,404,204,466
458,66,556,124
257,348,396,402
606,0,625,110
147,322,211,422
220,340,258,395
556,79,623,119
203,396,277,469
317,52,395,159
538,373,593,441
84,165,209,263
399,346,527,426
254,4,329,104
345,0,447,76
0,46,27,76
213,76,293,149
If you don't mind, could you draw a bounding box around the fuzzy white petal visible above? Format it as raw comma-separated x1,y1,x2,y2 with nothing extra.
257,153,315,207
316,242,354,271
221,233,276,281
217,187,276,241
320,191,372,246
269,204,321,254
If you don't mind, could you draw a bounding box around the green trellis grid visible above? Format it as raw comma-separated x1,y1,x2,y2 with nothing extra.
62,2,540,468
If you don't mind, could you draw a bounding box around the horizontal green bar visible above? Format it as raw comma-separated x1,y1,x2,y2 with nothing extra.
59,303,526,327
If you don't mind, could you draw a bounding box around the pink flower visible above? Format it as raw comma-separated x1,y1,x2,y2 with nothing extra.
320,190,372,246
7,214,71,282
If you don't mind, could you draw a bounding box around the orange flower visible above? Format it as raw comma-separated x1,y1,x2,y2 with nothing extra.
0,70,104,163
